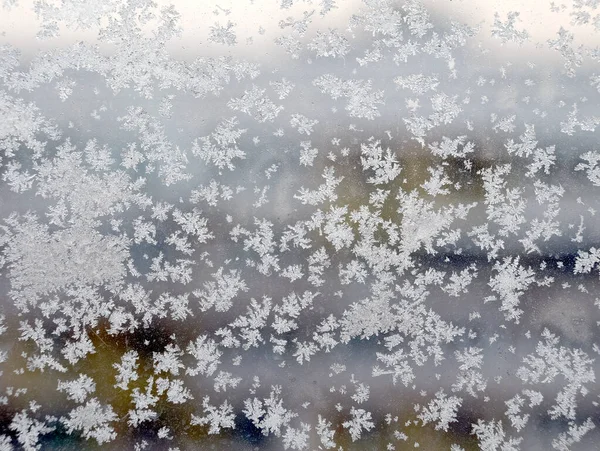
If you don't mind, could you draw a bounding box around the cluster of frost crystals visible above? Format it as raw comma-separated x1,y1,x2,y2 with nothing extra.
1,0,600,449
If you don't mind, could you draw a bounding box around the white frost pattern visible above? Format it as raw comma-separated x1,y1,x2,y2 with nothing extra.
0,0,598,450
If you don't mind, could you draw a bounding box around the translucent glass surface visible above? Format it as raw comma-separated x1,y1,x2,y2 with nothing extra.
0,1,599,449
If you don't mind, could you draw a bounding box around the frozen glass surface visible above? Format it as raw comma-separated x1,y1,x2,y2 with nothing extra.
0,1,599,449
